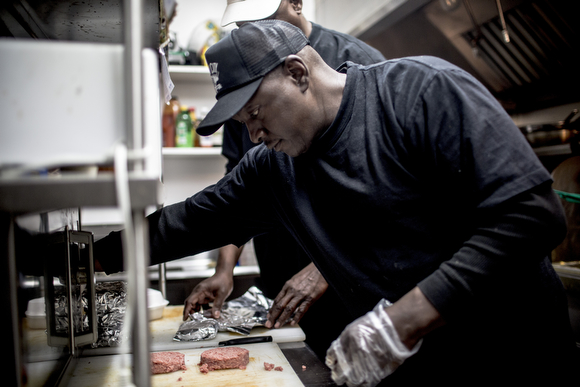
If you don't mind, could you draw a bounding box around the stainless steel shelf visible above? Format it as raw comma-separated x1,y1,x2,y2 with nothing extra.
168,65,211,82
0,173,161,213
162,147,222,157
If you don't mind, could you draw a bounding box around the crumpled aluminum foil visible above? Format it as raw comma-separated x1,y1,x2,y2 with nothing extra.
53,281,128,348
173,312,220,342
54,285,88,335
173,286,273,341
91,281,127,348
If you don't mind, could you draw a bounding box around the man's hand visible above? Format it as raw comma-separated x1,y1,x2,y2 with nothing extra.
325,287,445,386
182,271,234,321
182,244,242,321
266,262,328,328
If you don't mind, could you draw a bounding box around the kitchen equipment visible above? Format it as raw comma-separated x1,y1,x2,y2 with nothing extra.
1,1,162,386
43,228,97,348
520,109,579,148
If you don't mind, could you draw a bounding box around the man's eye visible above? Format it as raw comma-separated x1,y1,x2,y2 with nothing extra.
250,108,259,119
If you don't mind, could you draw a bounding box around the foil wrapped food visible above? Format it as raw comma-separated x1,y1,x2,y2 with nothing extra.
92,281,128,347
54,281,128,347
173,286,272,341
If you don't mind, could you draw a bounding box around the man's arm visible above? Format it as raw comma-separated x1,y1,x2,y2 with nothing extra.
386,286,445,349
326,182,566,386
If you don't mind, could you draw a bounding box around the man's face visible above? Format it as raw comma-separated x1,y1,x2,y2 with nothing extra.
232,67,318,158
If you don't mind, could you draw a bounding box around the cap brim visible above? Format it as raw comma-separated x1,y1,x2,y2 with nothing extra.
221,0,282,27
196,77,263,136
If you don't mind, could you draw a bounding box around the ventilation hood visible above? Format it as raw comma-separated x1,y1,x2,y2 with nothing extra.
350,0,580,115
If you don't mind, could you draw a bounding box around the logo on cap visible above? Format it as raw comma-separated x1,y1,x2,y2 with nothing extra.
208,62,222,94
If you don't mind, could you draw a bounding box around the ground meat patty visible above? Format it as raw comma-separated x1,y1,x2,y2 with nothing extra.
150,351,187,375
199,347,249,373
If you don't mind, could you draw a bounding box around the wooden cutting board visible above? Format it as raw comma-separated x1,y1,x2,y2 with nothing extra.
148,306,306,352
70,342,304,386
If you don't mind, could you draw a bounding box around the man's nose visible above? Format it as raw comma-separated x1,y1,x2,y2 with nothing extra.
247,124,266,144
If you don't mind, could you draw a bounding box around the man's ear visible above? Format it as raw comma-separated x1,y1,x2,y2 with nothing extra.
289,0,303,14
284,55,309,93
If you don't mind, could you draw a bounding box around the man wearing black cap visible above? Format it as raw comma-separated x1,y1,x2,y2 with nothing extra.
184,0,386,361
95,20,577,386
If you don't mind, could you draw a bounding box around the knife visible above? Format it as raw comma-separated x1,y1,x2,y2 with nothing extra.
218,335,273,347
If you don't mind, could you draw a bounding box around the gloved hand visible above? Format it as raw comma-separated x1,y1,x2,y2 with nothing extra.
325,299,422,387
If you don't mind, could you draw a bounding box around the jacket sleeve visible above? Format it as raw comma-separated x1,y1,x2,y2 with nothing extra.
417,180,566,321
389,59,567,321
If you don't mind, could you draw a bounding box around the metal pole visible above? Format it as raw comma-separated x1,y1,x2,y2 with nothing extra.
124,0,144,165
123,0,149,385
132,211,151,387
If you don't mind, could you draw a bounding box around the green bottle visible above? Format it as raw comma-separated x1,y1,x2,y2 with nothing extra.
175,105,193,147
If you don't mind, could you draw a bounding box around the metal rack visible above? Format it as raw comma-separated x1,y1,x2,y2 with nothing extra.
0,0,162,386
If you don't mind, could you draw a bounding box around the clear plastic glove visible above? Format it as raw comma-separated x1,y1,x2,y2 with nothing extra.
325,299,422,387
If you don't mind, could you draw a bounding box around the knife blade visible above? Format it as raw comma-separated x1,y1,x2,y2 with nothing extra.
218,335,273,347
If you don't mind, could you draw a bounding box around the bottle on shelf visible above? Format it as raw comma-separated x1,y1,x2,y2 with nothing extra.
188,107,201,147
175,105,194,147
162,96,180,147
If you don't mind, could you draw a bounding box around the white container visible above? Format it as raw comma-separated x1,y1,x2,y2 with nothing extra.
25,297,46,329
147,288,169,320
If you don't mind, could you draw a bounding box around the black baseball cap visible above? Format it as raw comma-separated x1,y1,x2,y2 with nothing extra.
196,20,310,136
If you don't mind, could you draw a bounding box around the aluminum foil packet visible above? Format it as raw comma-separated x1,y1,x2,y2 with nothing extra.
91,281,127,348
173,286,273,341
173,312,219,342
53,280,128,348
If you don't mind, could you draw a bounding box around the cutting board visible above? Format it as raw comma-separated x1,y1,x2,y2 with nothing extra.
148,306,306,352
70,342,304,386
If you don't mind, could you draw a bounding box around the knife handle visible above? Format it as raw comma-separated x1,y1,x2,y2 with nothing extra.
218,336,273,346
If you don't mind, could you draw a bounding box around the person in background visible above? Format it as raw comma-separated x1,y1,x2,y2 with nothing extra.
183,0,387,360
93,21,577,385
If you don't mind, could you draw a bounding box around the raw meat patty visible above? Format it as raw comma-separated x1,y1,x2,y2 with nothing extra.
150,351,187,374
264,362,283,372
199,347,249,373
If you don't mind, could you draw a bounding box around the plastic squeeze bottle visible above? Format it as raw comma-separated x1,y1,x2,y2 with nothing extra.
175,105,193,147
